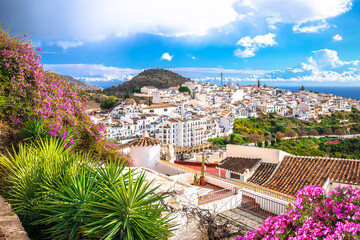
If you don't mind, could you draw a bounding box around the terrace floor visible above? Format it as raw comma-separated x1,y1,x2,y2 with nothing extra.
175,161,226,178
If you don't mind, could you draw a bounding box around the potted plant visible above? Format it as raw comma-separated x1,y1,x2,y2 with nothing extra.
193,173,200,186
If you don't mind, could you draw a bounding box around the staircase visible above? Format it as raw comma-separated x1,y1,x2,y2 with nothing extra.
241,195,277,218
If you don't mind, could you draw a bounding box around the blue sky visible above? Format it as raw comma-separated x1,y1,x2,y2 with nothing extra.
1,0,360,87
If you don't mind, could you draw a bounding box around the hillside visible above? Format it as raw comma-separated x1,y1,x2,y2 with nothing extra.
103,68,191,97
62,75,103,91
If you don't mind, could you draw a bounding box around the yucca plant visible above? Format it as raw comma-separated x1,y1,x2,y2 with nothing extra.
18,119,48,141
36,166,98,240
0,138,82,238
1,139,175,240
86,168,175,240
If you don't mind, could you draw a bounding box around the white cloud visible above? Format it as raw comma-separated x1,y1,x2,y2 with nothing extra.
333,34,343,41
234,33,277,58
161,53,173,61
292,20,329,33
262,49,360,83
239,0,352,26
1,0,352,42
44,64,143,86
49,41,84,50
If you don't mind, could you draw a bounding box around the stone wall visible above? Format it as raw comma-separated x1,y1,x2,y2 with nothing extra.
0,196,29,240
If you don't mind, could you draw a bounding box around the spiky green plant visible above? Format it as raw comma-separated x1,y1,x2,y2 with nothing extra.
36,166,98,240
86,168,175,240
0,138,83,238
1,139,175,240
18,119,48,141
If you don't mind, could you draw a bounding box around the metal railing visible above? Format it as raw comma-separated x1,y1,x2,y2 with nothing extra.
205,172,295,203
198,186,237,204
240,189,288,218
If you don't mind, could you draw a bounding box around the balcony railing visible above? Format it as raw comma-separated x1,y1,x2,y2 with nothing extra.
205,172,294,203
240,189,288,218
198,186,237,204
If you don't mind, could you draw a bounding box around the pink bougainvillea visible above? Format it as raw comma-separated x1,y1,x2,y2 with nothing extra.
237,185,360,240
0,27,132,164
0,27,104,145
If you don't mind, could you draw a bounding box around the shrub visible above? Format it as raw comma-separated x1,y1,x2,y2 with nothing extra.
237,185,360,239
0,26,130,163
1,139,173,239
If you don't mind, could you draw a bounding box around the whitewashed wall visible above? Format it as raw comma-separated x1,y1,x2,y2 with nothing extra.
130,145,160,171
226,145,291,164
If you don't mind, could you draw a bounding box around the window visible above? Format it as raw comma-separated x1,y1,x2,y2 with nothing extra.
230,173,241,180
164,108,168,112
150,110,154,113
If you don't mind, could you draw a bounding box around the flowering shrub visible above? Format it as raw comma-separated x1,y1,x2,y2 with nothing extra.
0,27,131,164
237,185,360,240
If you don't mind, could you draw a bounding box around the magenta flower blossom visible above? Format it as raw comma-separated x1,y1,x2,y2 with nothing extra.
237,185,360,239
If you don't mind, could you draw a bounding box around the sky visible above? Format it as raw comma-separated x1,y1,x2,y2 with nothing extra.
1,0,360,88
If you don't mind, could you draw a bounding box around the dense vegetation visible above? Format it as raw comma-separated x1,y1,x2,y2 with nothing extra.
0,27,175,239
178,85,191,94
238,185,360,239
0,27,129,162
1,139,174,240
103,68,190,98
270,138,360,159
209,109,360,149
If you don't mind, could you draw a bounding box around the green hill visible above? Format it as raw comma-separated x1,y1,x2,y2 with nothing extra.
103,68,191,97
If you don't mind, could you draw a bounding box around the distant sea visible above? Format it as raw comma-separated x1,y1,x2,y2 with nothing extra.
277,86,360,100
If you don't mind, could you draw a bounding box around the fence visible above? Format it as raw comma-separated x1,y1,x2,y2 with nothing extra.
205,172,295,203
198,186,237,205
239,189,289,218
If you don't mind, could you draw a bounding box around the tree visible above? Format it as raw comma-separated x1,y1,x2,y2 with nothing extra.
285,128,296,138
124,93,132,99
297,127,307,138
309,129,319,136
350,129,358,136
274,125,286,133
133,85,141,93
276,131,285,140
100,95,118,109
300,85,305,91
258,79,260,87
248,133,263,143
324,128,333,136
179,86,191,94
258,142,263,147
264,140,269,147
334,128,346,136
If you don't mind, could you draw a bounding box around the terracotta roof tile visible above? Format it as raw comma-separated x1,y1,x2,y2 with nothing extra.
216,157,262,174
247,163,277,186
128,132,161,147
264,156,360,197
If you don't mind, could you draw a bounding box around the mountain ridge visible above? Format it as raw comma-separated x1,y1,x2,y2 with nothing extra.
62,75,103,91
